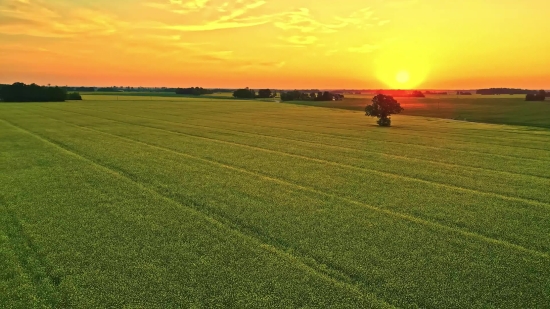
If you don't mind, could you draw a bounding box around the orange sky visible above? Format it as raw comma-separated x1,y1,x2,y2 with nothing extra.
1,0,549,89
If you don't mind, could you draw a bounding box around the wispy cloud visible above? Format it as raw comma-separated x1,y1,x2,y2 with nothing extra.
280,35,318,45
193,50,233,62
144,0,210,14
236,60,286,71
335,8,373,26
141,2,377,34
348,44,379,53
273,8,347,33
0,0,123,37
142,0,269,31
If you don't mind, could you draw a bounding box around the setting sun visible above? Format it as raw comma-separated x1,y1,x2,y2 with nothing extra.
396,71,410,84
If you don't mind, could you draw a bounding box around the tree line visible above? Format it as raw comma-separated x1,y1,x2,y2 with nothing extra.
231,88,344,101
0,83,81,102
477,88,540,95
175,87,215,95
280,91,344,102
232,88,277,99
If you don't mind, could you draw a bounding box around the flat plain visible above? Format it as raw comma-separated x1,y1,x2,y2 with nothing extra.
285,94,550,128
1,95,549,308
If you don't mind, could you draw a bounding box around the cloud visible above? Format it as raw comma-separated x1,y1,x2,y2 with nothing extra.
378,20,390,26
144,0,209,14
348,44,379,53
140,1,379,35
193,50,233,62
235,60,286,71
280,35,318,45
273,8,346,33
335,8,373,26
272,7,375,34
142,0,269,31
0,0,124,37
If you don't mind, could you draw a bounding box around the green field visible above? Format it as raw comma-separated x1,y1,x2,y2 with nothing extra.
1,96,550,308
285,94,550,128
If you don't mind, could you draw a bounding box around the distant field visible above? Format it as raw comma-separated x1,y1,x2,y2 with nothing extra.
81,91,234,100
284,94,550,128
1,96,550,308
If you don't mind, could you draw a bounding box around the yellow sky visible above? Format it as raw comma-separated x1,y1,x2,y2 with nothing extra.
1,0,549,89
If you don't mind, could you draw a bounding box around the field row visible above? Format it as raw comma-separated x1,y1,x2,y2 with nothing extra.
0,119,386,308
1,100,549,308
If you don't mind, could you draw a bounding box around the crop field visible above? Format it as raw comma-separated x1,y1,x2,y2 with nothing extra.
285,94,550,128
1,96,550,308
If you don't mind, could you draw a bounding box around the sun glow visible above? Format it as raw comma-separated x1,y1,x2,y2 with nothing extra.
396,71,410,84
375,47,430,89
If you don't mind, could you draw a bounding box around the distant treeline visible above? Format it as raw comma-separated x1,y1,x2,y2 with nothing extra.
232,88,277,99
375,90,425,97
476,88,543,95
280,90,344,102
175,87,214,95
477,88,540,95
0,83,69,102
65,86,233,93
231,88,344,101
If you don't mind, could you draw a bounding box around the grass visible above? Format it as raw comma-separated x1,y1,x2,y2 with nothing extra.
81,91,235,100
283,94,550,128
1,96,549,308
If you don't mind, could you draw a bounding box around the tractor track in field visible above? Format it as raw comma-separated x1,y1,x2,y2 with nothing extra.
0,117,396,309
55,105,550,164
14,113,550,262
123,101,550,147
45,106,550,182
0,204,63,307
38,107,550,210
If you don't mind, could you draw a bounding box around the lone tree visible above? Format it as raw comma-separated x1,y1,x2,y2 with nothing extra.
365,94,404,127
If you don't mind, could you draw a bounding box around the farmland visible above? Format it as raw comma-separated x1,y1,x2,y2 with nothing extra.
284,94,550,128
1,96,550,308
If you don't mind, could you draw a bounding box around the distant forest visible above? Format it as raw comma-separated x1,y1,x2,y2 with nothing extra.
175,87,214,95
279,90,344,102
476,88,539,95
64,86,233,93
2,83,549,103
0,83,69,102
374,90,425,97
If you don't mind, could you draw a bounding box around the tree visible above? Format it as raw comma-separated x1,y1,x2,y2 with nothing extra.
526,90,546,101
175,87,213,96
0,82,66,102
67,92,82,100
539,90,546,100
280,90,302,101
257,89,273,98
233,88,255,99
365,94,404,127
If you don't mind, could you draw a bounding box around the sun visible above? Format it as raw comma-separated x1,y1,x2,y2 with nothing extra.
374,46,430,89
396,71,410,84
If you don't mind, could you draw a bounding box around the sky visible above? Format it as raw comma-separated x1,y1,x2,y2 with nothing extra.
1,0,549,89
